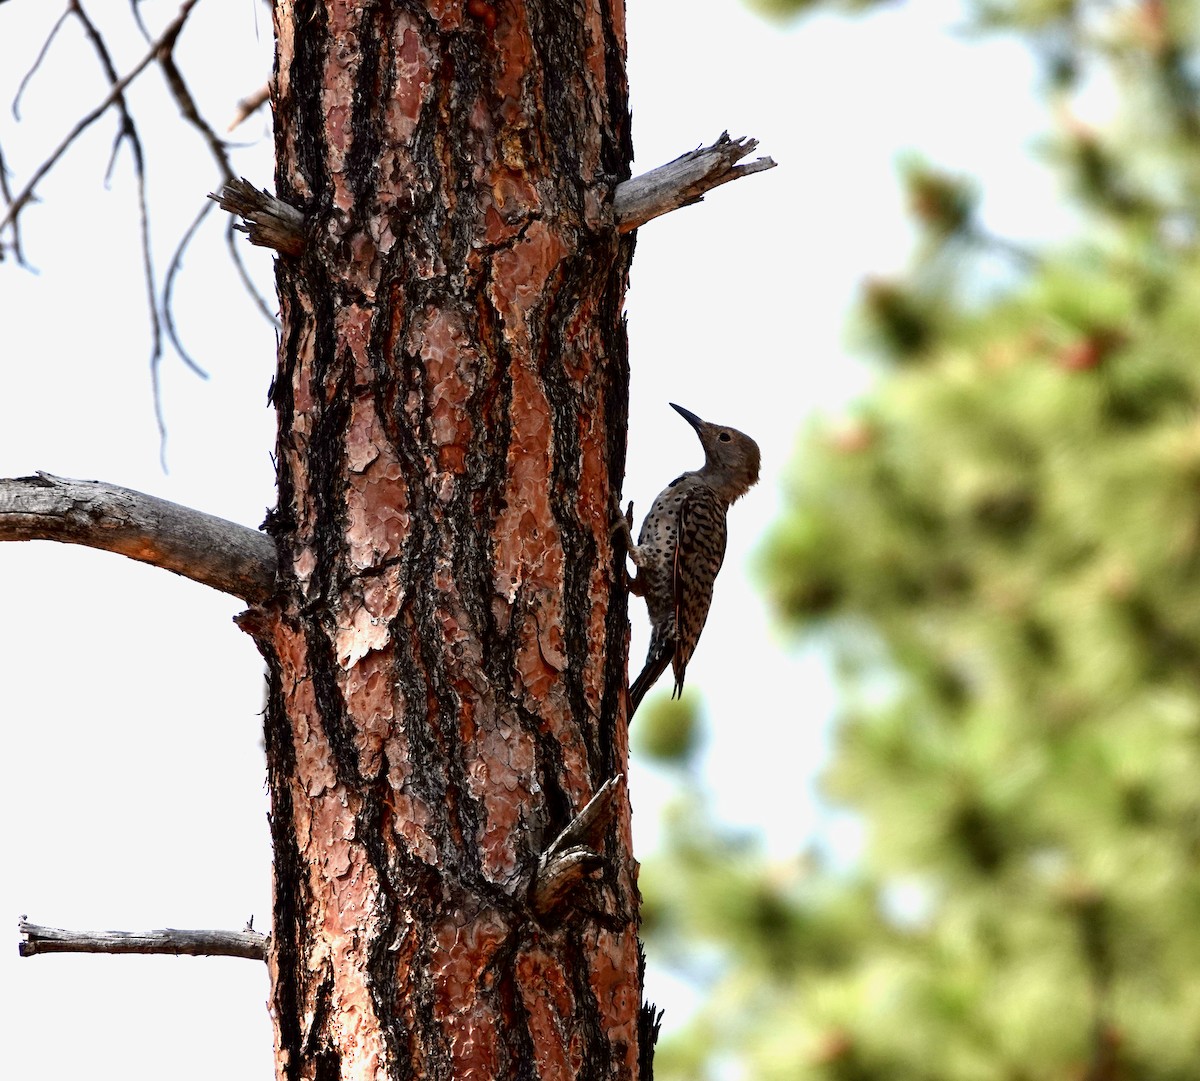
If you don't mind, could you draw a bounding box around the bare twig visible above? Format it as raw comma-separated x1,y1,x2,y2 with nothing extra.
0,472,277,603
229,82,271,133
11,5,71,121
128,0,152,42
71,0,142,182
148,3,235,464
157,32,234,181
162,200,215,378
210,177,306,256
65,0,175,458
18,919,268,961
225,215,282,326
0,141,23,265
0,0,200,239
613,132,776,233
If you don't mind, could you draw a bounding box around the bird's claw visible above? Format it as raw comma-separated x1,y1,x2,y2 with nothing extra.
610,500,635,545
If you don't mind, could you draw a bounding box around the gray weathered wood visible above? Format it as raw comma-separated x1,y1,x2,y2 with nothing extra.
613,132,776,232
208,177,306,256
0,473,276,603
18,919,268,961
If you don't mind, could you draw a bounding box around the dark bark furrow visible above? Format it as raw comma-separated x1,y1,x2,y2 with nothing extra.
263,649,308,1081
567,925,610,1081
285,0,332,206
599,8,633,182
308,358,351,594
346,13,384,211
494,953,540,1081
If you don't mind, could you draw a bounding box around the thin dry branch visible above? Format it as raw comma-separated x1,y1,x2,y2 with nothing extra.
613,132,776,232
11,6,71,122
18,919,268,961
0,472,276,603
71,0,143,182
67,0,180,465
157,31,234,180
229,82,271,133
225,214,282,325
0,0,199,239
0,142,22,265
162,199,215,378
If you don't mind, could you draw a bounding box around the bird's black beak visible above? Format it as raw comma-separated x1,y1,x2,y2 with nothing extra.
670,403,704,431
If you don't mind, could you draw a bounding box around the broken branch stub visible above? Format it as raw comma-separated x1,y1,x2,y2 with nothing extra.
530,775,625,919
613,132,776,232
208,178,306,257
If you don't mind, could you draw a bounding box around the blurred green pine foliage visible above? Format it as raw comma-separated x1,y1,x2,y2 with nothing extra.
643,2,1200,1078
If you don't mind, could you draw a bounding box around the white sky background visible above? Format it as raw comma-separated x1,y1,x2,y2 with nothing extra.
0,0,1058,1076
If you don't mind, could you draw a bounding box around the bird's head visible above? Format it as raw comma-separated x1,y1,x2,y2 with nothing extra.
671,403,761,503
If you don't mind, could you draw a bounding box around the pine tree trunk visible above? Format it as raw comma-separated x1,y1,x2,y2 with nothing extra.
245,2,640,1078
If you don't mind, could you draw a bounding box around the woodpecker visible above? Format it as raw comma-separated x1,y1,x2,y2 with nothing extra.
616,403,761,716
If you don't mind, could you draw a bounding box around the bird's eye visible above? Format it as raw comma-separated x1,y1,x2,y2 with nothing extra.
718,432,732,442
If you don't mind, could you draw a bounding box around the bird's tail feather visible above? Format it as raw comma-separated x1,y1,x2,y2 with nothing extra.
628,644,672,719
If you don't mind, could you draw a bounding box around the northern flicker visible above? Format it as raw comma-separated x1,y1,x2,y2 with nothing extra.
617,403,761,716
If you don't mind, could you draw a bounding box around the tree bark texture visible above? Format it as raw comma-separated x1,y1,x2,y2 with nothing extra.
251,3,638,1079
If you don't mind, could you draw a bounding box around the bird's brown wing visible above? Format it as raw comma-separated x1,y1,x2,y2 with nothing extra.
671,485,727,696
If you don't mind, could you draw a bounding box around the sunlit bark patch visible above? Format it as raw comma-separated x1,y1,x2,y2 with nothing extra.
321,2,363,211
342,646,394,777
431,908,509,1076
515,949,582,1081
588,928,639,1076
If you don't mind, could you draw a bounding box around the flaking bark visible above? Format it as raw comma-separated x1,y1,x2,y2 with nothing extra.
246,4,642,1079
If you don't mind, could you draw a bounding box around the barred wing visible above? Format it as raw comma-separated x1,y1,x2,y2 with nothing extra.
670,485,727,695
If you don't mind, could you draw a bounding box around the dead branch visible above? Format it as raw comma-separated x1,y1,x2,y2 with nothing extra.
531,775,624,919
156,27,234,181
0,0,200,239
0,472,276,604
530,849,607,918
11,6,71,122
229,82,271,133
209,177,306,256
18,919,268,961
613,132,776,232
162,200,216,378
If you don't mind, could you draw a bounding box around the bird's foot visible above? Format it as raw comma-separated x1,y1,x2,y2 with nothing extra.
610,500,635,547
610,501,647,595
